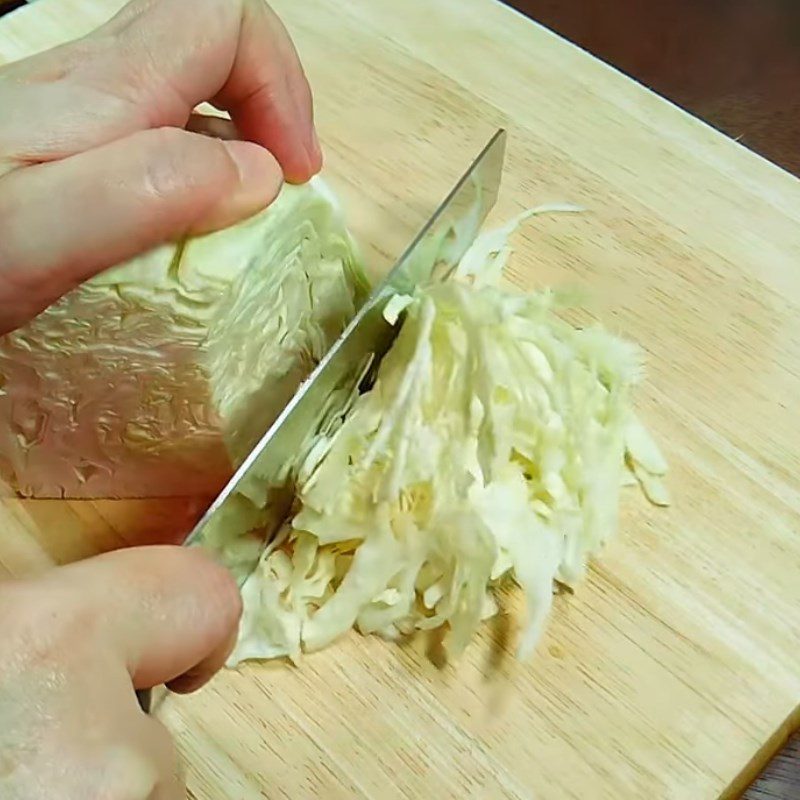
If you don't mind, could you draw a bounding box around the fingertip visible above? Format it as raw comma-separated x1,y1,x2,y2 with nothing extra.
70,545,243,689
287,125,323,183
280,150,316,185
223,139,282,194
310,129,324,175
178,545,244,633
192,140,283,234
164,624,239,695
222,138,284,215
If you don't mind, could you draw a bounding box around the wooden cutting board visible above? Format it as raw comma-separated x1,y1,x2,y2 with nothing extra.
2,1,800,798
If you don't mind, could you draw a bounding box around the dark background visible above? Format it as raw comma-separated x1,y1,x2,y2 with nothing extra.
0,0,25,15
505,0,800,176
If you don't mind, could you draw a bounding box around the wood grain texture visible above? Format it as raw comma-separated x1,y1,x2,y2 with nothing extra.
1,1,800,798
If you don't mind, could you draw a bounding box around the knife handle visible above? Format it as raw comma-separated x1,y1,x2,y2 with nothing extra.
136,687,152,714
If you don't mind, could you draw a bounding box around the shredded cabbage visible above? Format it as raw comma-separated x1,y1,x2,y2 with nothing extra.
229,207,668,665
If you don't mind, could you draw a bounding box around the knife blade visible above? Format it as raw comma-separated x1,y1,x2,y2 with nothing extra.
135,128,506,713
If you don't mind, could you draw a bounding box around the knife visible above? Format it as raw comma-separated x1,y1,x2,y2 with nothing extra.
136,128,507,713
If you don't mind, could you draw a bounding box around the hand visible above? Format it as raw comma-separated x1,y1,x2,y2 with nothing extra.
0,0,322,334
0,546,243,799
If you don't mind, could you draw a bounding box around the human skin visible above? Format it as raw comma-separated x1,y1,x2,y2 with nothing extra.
0,1,320,796
0,0,322,333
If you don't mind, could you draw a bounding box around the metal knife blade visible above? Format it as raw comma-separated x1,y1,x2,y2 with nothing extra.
136,129,506,715
184,128,507,578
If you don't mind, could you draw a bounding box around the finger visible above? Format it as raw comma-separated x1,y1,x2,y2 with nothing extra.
101,711,184,800
166,622,239,694
215,0,323,180
52,545,243,692
0,0,321,182
87,714,182,800
103,0,322,180
0,126,282,332
186,113,239,141
135,716,185,800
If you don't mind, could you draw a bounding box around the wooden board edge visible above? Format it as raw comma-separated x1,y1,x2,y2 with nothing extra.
723,705,800,799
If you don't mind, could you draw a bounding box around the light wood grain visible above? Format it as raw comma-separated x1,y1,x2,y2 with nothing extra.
2,1,800,798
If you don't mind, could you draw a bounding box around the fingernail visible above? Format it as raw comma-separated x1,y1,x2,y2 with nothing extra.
166,669,205,695
224,140,283,197
309,129,323,172
196,141,284,233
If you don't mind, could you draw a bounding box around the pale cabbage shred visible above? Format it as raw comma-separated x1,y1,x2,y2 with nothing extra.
230,208,668,666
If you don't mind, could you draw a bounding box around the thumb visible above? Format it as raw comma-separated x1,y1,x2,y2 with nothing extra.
49,545,243,694
0,126,283,333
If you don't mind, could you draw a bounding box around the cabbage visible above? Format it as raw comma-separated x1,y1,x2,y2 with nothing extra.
229,208,667,665
0,179,369,498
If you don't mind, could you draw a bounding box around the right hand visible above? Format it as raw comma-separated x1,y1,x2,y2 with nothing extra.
0,546,243,799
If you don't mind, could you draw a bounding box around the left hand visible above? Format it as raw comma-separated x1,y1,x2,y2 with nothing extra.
0,0,322,334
